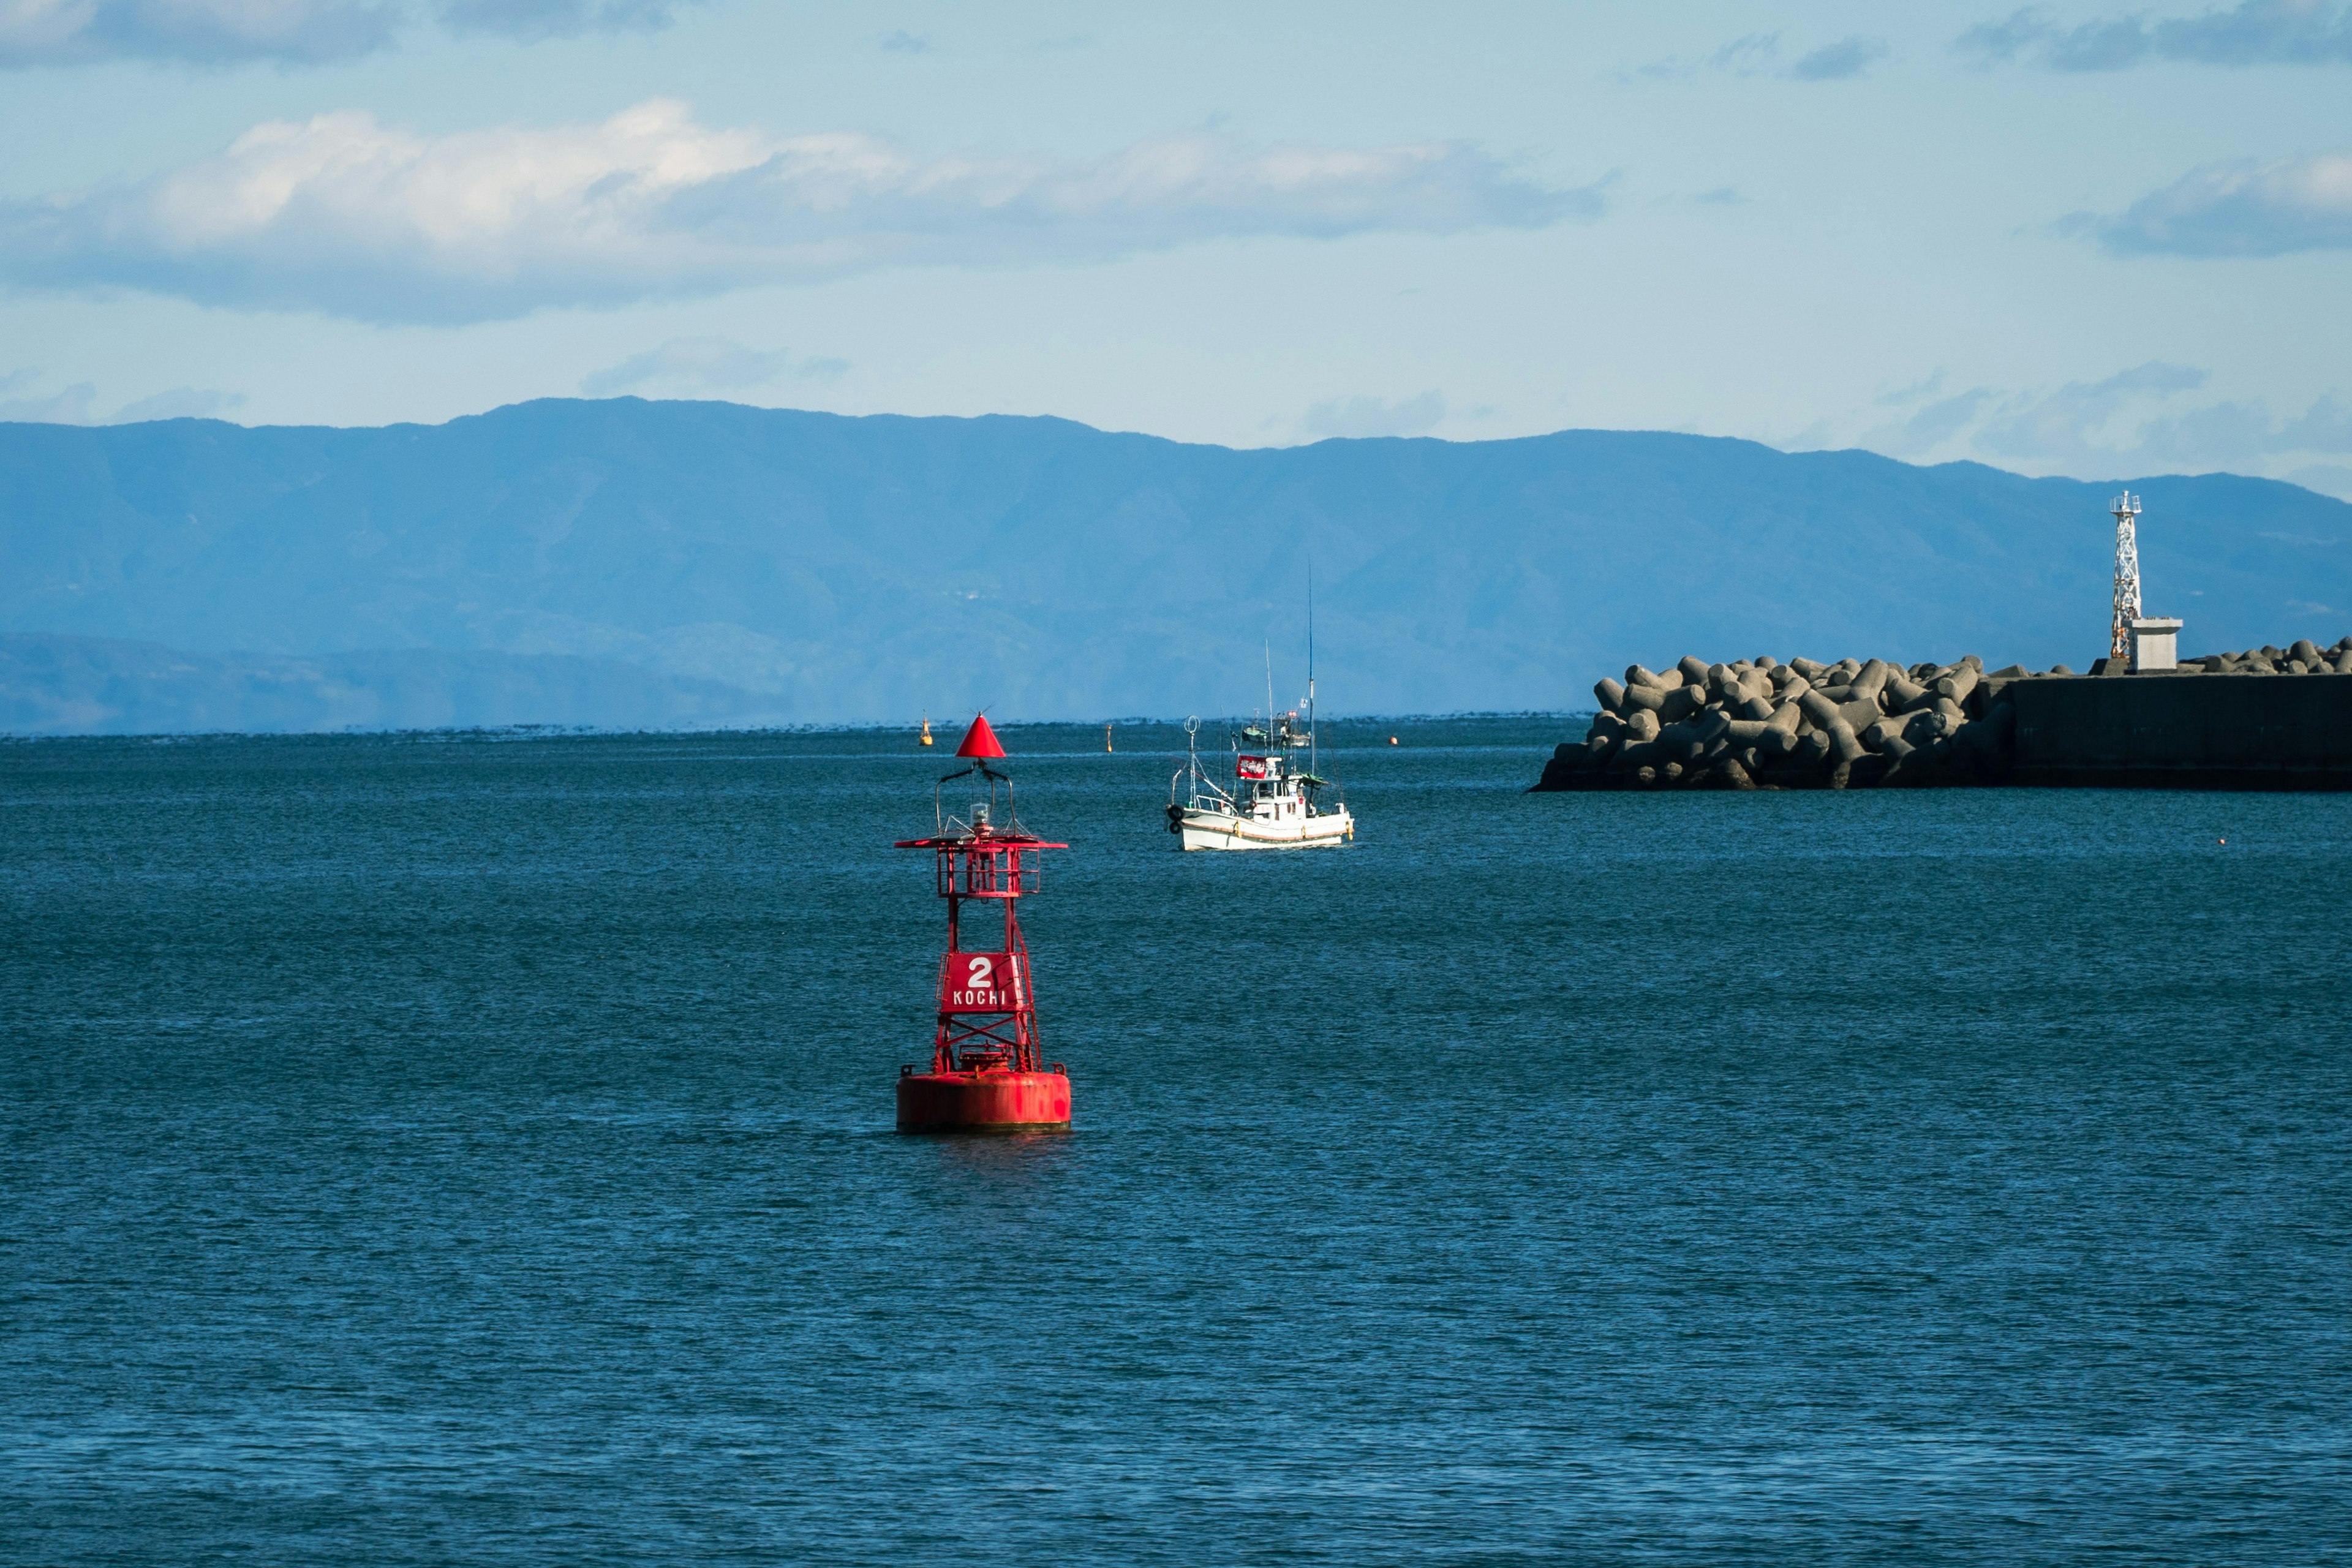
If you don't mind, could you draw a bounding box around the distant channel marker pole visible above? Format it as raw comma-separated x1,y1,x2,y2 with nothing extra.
2111,491,2143,663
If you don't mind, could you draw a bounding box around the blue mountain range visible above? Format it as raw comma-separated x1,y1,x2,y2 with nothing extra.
3,398,2346,733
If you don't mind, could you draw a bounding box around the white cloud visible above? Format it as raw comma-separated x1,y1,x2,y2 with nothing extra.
0,100,1597,324
2285,463,2352,500
0,370,243,423
2084,152,2352,256
1973,361,2210,459
2283,394,2352,449
440,0,695,41
108,386,248,421
581,336,847,397
1956,1,2352,70
1851,361,2352,473
1877,370,1949,405
0,0,395,65
1859,388,1995,456
1789,36,1890,79
2126,391,2352,467
0,0,693,64
0,378,97,422
1300,391,1447,440
1627,31,1888,81
1625,31,1781,80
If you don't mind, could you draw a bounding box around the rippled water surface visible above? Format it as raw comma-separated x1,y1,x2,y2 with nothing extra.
4,720,2350,1565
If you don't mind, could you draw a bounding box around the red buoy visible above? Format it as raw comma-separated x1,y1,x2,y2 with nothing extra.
894,725,1071,1133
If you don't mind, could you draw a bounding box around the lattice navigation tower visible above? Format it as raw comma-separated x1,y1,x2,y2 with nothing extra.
2110,491,2143,661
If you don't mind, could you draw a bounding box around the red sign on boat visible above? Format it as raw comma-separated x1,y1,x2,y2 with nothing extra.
1235,754,1269,780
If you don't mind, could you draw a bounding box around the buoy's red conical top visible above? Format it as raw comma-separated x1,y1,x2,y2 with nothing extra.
955,714,1006,758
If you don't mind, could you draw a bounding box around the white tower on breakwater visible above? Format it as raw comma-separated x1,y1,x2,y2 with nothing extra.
2110,491,2143,661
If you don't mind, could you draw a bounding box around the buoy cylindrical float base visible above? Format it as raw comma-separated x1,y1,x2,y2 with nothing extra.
896,1069,1071,1133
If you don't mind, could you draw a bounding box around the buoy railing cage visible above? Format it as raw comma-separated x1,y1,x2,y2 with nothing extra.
894,786,1068,1077
926,759,1032,841
919,835,1051,899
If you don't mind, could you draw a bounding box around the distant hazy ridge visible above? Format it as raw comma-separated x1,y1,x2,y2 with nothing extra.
4,398,2348,734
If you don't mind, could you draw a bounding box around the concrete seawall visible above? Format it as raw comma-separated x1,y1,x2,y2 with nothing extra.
1536,641,2352,792
2006,673,2352,788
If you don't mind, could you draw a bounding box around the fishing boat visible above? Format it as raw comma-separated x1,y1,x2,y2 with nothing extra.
1166,712,1354,850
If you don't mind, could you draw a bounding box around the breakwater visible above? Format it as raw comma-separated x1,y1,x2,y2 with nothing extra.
1535,638,2352,791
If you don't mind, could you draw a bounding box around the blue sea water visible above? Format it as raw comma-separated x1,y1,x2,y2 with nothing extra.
3,718,2349,1566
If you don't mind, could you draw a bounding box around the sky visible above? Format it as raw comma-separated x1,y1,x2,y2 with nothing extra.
1,1,2348,496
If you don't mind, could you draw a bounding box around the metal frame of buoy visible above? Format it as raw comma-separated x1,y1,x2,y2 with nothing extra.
893,715,1072,1133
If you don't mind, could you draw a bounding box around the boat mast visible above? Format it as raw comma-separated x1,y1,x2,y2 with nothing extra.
1307,562,1316,785
1264,640,1275,769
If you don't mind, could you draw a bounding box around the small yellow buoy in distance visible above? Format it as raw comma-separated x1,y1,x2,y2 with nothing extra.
1106,723,1114,753
919,715,933,747
1389,736,1399,745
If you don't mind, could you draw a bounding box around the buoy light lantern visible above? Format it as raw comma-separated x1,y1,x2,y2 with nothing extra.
893,716,1071,1133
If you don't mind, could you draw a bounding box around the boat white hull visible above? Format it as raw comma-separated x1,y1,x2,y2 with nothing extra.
1174,807,1353,851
